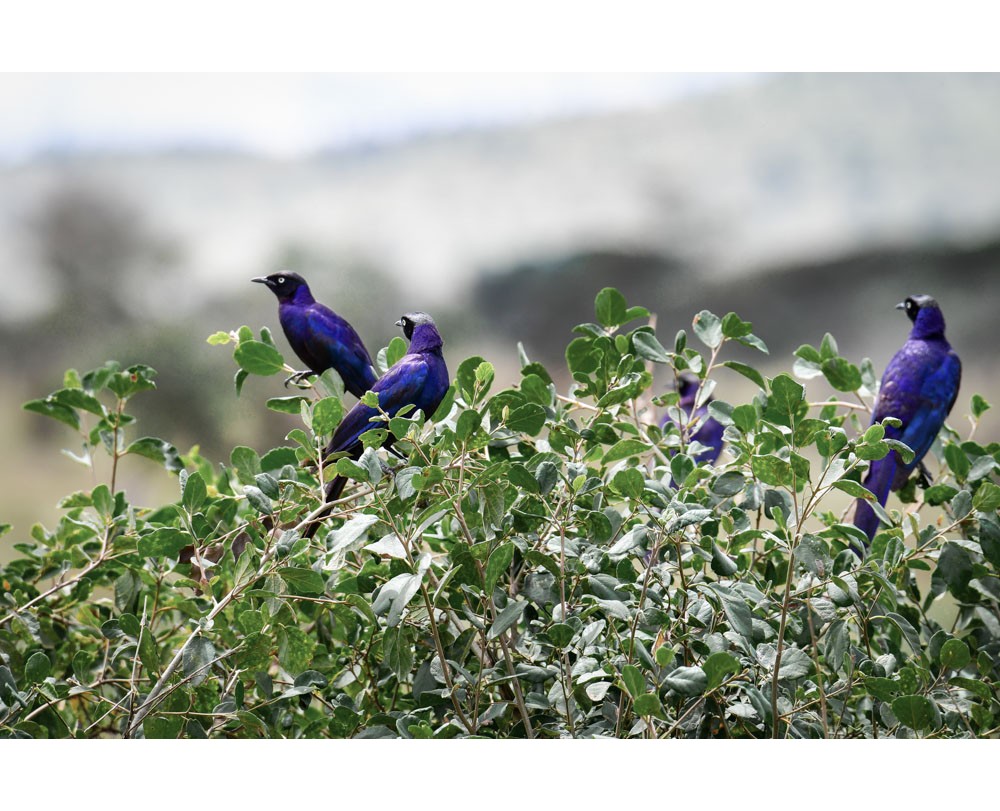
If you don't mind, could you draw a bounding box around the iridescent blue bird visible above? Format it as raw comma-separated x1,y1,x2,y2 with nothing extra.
252,271,377,398
853,295,961,543
304,312,449,536
662,373,725,467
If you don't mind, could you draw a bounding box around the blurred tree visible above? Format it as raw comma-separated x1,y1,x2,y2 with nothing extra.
32,183,179,328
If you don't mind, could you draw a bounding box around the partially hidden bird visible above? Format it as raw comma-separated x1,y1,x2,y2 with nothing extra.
853,294,961,544
662,373,725,468
252,271,377,398
304,312,450,537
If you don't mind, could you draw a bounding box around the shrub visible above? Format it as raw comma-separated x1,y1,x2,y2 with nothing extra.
2,288,998,738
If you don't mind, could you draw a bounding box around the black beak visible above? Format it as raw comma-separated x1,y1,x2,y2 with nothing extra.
251,276,270,286
895,301,906,310
395,318,404,327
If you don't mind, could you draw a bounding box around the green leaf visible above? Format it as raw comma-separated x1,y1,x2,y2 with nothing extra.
312,397,344,435
612,468,645,499
231,446,262,485
764,374,805,427
114,569,142,613
455,409,481,441
832,480,875,500
547,624,575,648
971,394,990,419
506,403,546,436
721,312,753,339
939,638,971,671
234,340,284,376
632,331,670,363
23,398,80,430
664,666,708,696
722,361,766,390
732,404,758,433
182,471,207,513
266,395,310,414
621,664,644,698
703,652,740,691
457,356,489,404
244,486,273,514
383,626,414,682
138,623,160,676
595,287,628,328
949,677,991,701
92,483,113,520
821,357,863,392
712,586,753,640
125,437,183,473
692,310,723,349
372,571,426,627
206,331,232,345
944,444,971,481
487,600,527,640
278,567,326,595
386,336,408,367
52,388,106,417
485,543,515,594
891,695,939,731
604,439,649,463
751,455,793,488
633,693,662,716
181,637,216,688
711,471,745,497
108,365,158,399
974,481,1000,512
143,716,182,739
24,652,51,684
277,625,316,674
776,647,812,680
925,484,959,506
138,528,194,558
865,676,899,702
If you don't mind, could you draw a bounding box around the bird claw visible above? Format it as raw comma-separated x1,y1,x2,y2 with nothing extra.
917,463,932,489
283,370,315,389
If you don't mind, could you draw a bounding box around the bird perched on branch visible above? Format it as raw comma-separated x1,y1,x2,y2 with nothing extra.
853,295,961,544
662,373,724,467
304,312,449,537
252,271,377,398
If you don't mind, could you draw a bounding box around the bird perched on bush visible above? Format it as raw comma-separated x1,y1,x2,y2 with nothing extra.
304,312,449,537
662,373,725,467
252,271,377,398
853,295,961,543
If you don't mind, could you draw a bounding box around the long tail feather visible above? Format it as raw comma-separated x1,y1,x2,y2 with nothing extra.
853,454,897,542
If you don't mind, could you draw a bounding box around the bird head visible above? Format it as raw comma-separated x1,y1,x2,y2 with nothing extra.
395,312,436,340
395,312,443,351
896,294,946,338
252,271,310,302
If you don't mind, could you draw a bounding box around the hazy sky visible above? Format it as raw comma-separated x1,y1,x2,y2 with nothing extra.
0,73,759,162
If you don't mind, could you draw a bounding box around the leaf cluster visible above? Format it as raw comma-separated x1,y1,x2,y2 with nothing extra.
3,290,998,738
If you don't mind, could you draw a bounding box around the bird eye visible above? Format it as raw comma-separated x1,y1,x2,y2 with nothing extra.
277,276,286,284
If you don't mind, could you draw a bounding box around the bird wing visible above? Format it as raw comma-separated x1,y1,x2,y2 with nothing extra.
301,303,377,393
871,343,961,475
325,353,431,455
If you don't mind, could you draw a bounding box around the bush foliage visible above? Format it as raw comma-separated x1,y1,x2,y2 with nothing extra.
2,288,999,739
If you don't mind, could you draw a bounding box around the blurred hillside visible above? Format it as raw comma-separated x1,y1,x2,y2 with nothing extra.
1,72,998,537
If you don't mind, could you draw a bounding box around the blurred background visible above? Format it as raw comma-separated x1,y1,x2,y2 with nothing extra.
1,72,998,541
